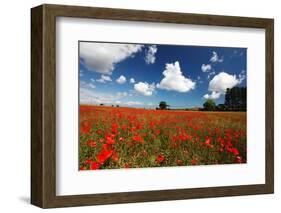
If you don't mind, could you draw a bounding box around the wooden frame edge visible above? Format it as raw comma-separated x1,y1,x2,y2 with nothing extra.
31,4,274,208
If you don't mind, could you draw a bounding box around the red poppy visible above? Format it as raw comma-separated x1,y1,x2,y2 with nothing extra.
177,159,183,166
205,137,213,148
86,140,97,147
236,156,243,163
156,155,165,163
84,159,93,164
132,134,144,144
124,163,131,168
105,135,115,145
80,122,91,134
111,152,119,162
231,148,239,156
190,159,198,165
96,149,113,164
79,166,86,170
90,162,101,170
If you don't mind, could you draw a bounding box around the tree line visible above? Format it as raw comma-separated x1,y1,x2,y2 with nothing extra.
202,87,246,111
156,87,246,112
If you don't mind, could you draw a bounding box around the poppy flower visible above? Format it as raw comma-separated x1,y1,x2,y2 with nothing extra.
90,162,101,170
156,155,165,163
236,156,243,163
86,140,97,147
105,135,115,145
111,152,119,162
79,166,86,170
190,159,198,165
132,134,144,144
84,159,93,164
124,163,131,168
177,159,183,166
205,137,213,148
96,149,113,164
80,122,91,134
231,148,239,156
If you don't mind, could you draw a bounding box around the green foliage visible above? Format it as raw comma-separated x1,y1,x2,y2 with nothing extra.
225,87,246,111
203,99,216,111
159,101,169,110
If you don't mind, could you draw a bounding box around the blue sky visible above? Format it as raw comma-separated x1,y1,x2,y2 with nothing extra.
79,42,246,108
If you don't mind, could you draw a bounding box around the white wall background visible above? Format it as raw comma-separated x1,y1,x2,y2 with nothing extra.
0,0,279,212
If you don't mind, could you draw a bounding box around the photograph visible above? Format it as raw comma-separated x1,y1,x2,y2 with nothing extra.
78,41,247,170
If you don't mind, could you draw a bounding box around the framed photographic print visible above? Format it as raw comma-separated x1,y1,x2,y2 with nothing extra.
31,4,274,208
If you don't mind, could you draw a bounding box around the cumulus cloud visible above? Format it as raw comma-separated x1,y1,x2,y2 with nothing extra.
96,74,112,83
130,78,135,84
210,51,223,63
116,75,127,84
209,72,240,93
80,42,143,74
134,82,155,96
201,64,212,72
203,91,221,100
145,45,157,64
203,71,245,99
156,61,195,93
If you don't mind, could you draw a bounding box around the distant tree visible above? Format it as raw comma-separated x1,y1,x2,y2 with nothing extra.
156,107,159,110
159,101,169,110
111,105,114,107
224,87,246,111
216,104,226,111
100,103,104,106
203,99,216,111
116,105,120,108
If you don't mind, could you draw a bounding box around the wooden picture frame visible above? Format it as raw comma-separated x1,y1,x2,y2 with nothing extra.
31,4,274,208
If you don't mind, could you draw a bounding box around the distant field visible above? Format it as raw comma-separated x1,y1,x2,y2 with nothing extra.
79,105,246,170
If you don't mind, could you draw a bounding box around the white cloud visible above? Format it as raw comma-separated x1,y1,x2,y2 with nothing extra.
130,78,135,84
116,75,127,84
209,72,240,93
134,82,155,96
210,51,223,63
145,45,157,64
203,71,245,99
96,74,112,83
203,91,221,100
156,61,195,93
80,42,143,74
101,75,112,81
201,64,212,72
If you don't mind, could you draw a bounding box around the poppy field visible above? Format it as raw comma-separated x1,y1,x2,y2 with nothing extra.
79,105,246,170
